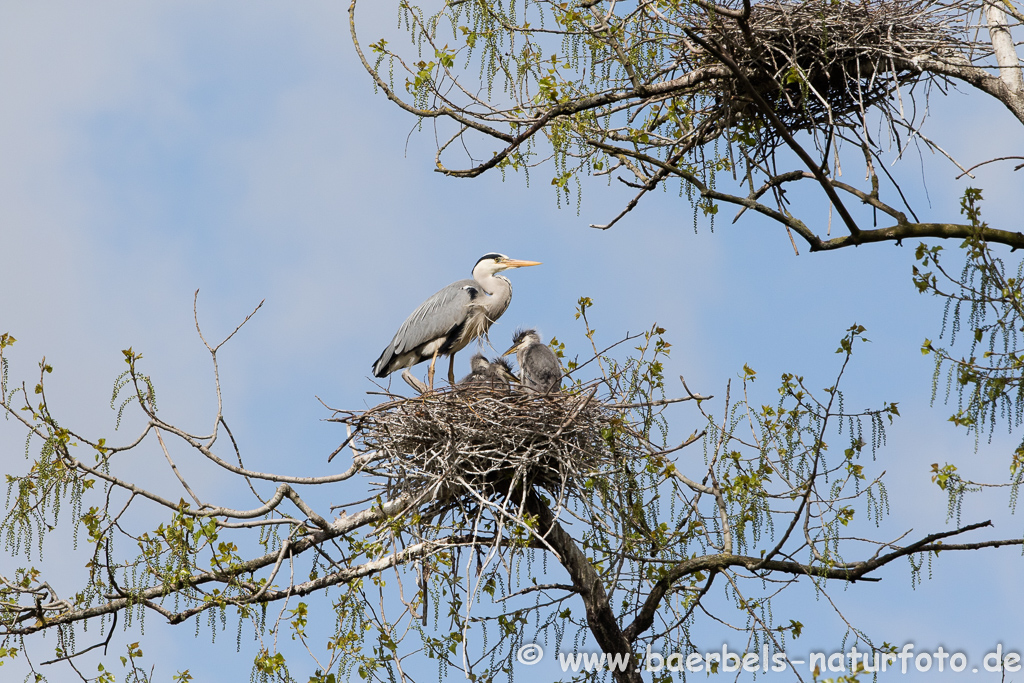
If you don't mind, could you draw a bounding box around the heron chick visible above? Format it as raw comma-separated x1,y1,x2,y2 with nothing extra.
458,353,518,389
372,253,541,389
503,329,561,393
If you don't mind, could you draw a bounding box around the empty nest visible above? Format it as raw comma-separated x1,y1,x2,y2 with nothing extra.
350,384,622,506
700,0,969,146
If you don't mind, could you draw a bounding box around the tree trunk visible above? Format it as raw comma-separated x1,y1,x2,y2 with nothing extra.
985,0,1024,95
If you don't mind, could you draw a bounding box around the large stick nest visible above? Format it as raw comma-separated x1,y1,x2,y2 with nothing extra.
703,0,969,143
350,384,625,507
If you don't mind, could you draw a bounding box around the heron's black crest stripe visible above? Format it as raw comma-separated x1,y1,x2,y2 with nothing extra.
474,253,506,269
512,327,538,346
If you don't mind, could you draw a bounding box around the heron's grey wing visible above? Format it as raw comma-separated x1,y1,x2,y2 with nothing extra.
373,279,477,377
390,279,478,355
524,344,562,392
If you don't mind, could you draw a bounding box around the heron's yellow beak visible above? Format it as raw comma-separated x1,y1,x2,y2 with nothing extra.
501,345,517,358
504,259,542,268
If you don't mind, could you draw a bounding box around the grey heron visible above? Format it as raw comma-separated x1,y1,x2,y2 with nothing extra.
458,353,518,388
372,253,541,389
503,328,561,393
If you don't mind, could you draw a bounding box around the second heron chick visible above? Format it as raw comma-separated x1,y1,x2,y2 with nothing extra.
503,329,561,393
458,353,518,389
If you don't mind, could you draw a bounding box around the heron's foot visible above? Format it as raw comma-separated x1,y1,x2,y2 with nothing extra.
402,369,429,395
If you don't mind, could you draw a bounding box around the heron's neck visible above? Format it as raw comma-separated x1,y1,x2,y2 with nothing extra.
474,271,511,297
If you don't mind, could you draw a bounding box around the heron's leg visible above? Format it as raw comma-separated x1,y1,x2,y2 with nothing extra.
427,347,441,390
401,369,428,394
447,355,456,386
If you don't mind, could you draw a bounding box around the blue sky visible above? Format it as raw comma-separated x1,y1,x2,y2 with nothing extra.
1,1,1022,680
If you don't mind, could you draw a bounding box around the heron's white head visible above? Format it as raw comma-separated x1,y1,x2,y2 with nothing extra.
469,353,492,374
502,328,542,357
490,355,519,383
492,355,517,377
472,253,542,279
466,352,518,383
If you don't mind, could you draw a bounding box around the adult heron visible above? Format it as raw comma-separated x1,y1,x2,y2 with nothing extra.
458,353,518,388
372,253,541,389
503,328,561,393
